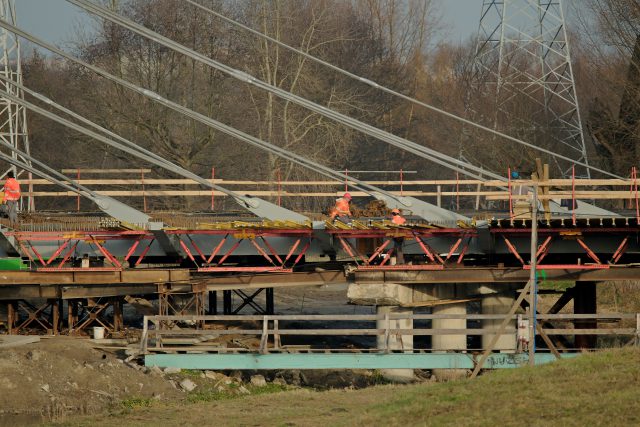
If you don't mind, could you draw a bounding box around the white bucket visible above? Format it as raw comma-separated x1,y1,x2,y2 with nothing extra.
93,326,106,340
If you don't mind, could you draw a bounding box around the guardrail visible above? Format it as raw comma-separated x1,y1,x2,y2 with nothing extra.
140,313,640,355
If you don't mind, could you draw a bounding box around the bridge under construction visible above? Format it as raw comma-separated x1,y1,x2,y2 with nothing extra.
0,0,638,378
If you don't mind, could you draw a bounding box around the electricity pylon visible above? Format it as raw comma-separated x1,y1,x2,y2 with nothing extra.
468,0,590,178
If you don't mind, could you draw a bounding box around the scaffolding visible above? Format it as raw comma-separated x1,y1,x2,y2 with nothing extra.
0,0,32,210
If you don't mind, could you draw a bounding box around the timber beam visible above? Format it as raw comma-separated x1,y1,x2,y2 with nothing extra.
0,268,190,285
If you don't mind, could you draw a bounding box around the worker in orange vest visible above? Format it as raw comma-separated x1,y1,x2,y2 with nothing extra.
2,171,20,224
330,192,352,223
390,208,406,225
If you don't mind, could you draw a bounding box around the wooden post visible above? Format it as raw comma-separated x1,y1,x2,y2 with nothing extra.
455,171,460,210
274,319,281,350
572,165,576,225
7,302,15,335
210,167,215,211
437,185,442,207
529,184,538,366
277,169,281,207
76,168,81,212
508,167,513,219
344,169,348,193
633,166,640,222
141,169,147,212
113,298,123,331
51,299,59,335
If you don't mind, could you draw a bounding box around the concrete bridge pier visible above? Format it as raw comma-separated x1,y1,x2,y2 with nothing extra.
348,281,476,382
347,282,415,382
376,305,415,382
430,284,469,381
478,284,518,353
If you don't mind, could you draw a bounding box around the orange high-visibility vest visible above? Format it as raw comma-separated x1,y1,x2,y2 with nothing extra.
3,178,20,201
392,215,406,225
330,198,351,219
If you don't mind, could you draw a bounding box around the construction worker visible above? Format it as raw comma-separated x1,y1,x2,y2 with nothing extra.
1,171,20,223
390,208,406,225
330,192,352,223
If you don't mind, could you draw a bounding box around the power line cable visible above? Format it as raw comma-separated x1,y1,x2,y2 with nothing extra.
66,0,509,182
68,0,622,180
0,20,464,208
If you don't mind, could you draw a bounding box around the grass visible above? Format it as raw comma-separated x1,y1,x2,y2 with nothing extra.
176,369,202,378
537,279,574,291
118,397,153,410
186,383,288,403
54,347,640,427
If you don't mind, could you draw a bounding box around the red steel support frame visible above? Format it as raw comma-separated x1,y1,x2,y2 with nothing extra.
497,229,617,270
611,237,629,264
189,229,313,273
502,235,525,265
326,229,474,270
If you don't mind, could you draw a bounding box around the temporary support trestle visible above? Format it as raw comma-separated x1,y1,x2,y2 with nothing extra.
157,283,206,328
220,288,274,315
67,297,124,335
5,299,61,335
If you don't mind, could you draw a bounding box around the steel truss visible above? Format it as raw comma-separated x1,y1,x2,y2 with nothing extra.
173,229,312,273
327,229,475,271
8,228,313,272
11,230,148,271
496,228,636,269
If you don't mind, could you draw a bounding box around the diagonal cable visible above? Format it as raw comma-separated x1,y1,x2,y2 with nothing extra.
66,0,512,181
0,20,486,207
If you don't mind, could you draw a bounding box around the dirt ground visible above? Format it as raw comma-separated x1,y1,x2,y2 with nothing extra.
0,282,634,426
0,337,180,425
0,284,402,427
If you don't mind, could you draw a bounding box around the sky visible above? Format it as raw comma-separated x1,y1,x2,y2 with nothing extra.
15,0,483,46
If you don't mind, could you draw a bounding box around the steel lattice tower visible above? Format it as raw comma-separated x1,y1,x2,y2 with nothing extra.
469,0,590,178
0,0,32,210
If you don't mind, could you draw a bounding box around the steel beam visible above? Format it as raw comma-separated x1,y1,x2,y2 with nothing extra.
354,267,640,284
0,268,190,285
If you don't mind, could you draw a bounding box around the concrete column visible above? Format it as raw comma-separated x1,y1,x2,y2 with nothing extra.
347,282,415,381
431,284,468,381
574,281,597,349
376,305,414,382
479,284,517,353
